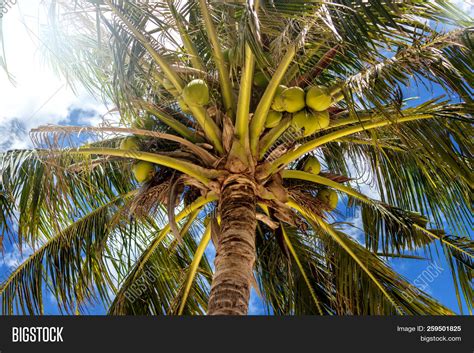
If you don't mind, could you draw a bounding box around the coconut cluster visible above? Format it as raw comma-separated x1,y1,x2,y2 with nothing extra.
265,85,334,137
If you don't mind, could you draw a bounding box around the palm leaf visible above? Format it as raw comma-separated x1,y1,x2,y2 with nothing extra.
0,192,135,314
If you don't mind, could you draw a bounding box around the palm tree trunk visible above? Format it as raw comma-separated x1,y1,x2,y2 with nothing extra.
207,177,257,315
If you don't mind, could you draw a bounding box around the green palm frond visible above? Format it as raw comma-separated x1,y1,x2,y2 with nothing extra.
340,27,473,113
282,170,434,254
108,194,216,315
0,148,137,245
415,227,473,314
0,192,134,314
255,223,333,315
280,225,324,315
175,223,212,315
328,103,473,235
282,171,473,313
290,200,453,315
108,224,212,315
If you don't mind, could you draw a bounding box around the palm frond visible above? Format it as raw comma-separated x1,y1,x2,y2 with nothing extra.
108,194,216,314
283,171,473,313
176,223,212,315
254,223,333,315
289,200,454,315
0,193,134,314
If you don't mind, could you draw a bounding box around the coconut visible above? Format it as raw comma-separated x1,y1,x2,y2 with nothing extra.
223,49,230,62
183,79,210,106
317,189,338,210
265,110,283,129
120,137,140,151
132,161,155,183
132,115,154,130
223,47,234,63
282,86,305,113
178,97,192,114
253,71,269,87
291,110,317,137
292,109,330,136
303,156,321,174
271,85,288,112
306,86,332,111
313,110,330,130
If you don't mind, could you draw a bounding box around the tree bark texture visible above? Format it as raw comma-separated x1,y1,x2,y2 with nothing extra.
207,177,257,315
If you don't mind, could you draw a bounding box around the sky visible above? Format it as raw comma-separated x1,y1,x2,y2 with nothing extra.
0,0,472,315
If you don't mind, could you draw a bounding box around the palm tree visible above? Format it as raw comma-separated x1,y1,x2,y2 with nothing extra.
0,0,472,316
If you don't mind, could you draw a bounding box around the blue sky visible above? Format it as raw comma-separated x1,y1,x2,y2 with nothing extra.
0,0,472,315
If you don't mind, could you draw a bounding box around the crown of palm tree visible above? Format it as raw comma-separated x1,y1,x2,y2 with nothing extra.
0,0,472,315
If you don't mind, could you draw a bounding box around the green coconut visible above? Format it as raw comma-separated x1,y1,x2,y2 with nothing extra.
306,86,332,111
132,161,155,183
271,85,288,112
223,49,230,62
223,47,234,63
291,110,317,137
292,109,330,136
120,137,140,151
303,156,321,174
313,110,330,130
265,110,283,129
132,115,154,130
282,86,306,113
178,97,192,114
183,79,210,106
317,189,338,210
253,71,269,87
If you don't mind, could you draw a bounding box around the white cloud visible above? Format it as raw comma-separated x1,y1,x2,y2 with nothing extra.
0,0,109,151
452,0,473,14
0,245,33,270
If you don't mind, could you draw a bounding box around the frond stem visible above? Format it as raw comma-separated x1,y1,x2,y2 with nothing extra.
177,224,212,315
71,148,221,184
280,225,324,315
266,114,434,176
250,45,297,156
198,0,234,115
